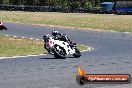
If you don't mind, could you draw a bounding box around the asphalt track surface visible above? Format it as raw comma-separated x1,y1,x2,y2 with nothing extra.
0,22,132,88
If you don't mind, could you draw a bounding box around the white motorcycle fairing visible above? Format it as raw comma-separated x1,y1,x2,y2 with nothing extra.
48,37,76,55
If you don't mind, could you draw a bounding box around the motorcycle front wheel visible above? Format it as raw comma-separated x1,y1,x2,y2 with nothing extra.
73,48,81,58
53,44,66,59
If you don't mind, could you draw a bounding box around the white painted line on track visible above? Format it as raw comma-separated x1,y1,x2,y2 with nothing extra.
80,45,85,46
0,54,47,59
110,31,132,34
13,36,17,38
36,39,40,41
29,38,33,40
21,37,25,39
124,32,130,34
81,46,94,52
80,44,94,52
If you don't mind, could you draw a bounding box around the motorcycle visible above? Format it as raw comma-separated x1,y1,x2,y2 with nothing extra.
43,34,81,59
0,22,7,30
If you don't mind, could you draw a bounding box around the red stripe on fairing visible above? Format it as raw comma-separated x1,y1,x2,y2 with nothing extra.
48,40,52,47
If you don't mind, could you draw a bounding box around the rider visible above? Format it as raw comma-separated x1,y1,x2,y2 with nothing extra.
52,30,76,47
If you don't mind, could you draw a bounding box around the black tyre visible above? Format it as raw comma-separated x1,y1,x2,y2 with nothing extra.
53,44,66,59
73,48,81,58
0,26,7,30
4,26,7,30
76,76,86,85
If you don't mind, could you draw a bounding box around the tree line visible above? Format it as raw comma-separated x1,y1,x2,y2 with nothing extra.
0,0,113,8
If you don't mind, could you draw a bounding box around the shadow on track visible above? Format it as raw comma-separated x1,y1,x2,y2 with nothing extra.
40,57,65,59
39,56,74,60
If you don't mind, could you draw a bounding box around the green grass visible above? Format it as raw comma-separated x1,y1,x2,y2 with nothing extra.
0,35,45,57
0,35,88,57
0,11,132,32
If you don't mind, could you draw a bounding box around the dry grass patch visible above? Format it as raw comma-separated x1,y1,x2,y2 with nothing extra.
1,11,131,32
0,35,46,57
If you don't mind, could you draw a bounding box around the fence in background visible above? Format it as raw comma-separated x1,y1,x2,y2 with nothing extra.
0,5,112,13
0,5,132,15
